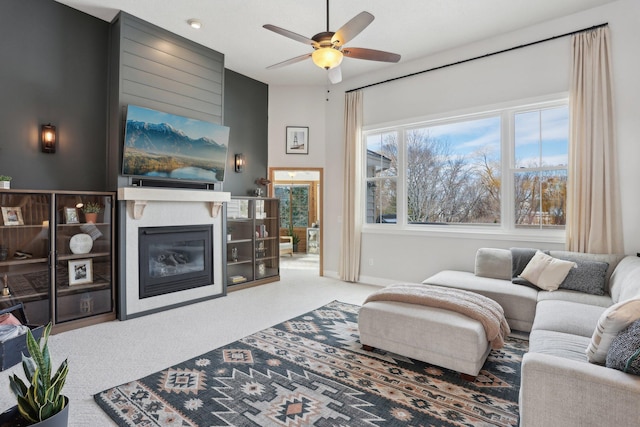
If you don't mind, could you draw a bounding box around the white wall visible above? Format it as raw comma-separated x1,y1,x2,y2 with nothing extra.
268,85,327,168
270,0,640,285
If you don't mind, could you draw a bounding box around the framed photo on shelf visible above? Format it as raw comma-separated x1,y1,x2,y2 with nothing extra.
1,207,24,226
68,258,93,286
286,126,309,154
64,207,79,224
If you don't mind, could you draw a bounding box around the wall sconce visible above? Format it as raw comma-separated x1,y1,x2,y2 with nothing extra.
41,124,56,153
235,153,245,173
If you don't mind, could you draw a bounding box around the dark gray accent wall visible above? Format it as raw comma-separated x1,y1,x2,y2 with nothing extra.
223,70,269,196
107,12,225,189
0,3,268,196
0,0,108,190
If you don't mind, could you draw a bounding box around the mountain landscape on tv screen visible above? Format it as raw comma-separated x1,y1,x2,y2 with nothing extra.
122,107,229,183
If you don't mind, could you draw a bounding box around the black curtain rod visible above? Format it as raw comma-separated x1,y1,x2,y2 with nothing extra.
346,22,608,93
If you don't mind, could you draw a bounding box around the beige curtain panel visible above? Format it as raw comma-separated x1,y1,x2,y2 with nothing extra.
566,26,623,254
339,91,363,282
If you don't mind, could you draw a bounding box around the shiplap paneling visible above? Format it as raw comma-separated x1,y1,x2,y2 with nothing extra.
107,12,225,189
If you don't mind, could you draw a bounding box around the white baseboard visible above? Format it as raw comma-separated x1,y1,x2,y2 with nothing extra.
323,270,394,288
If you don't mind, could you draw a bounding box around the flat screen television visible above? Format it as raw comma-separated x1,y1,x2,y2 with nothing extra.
122,105,230,185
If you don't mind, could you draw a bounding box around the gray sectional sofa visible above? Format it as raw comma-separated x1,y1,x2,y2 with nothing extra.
423,248,640,427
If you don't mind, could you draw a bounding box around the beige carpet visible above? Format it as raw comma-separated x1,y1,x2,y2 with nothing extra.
279,252,320,270
0,268,380,426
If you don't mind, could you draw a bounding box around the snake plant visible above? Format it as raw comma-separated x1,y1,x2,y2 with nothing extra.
8,322,69,423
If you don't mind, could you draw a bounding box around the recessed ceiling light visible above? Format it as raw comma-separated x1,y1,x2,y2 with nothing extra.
187,19,202,29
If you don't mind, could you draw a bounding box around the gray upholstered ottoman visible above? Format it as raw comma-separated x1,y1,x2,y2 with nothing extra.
358,300,492,378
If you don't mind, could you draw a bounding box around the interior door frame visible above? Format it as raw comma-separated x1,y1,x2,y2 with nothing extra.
269,167,324,276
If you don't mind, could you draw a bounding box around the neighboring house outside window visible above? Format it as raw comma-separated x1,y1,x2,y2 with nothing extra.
363,97,568,236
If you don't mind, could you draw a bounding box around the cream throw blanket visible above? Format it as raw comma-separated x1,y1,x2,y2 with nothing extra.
364,283,511,349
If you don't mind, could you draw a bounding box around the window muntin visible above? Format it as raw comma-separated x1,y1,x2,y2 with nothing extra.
363,99,568,232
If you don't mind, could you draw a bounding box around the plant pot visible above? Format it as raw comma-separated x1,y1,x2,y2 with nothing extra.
0,397,69,427
84,213,98,223
0,181,10,189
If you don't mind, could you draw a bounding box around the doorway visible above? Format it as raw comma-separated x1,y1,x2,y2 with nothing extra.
269,167,323,276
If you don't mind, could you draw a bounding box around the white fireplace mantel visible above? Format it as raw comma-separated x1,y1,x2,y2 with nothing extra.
118,187,231,219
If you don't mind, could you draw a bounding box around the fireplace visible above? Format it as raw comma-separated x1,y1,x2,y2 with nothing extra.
139,225,213,298
118,187,230,320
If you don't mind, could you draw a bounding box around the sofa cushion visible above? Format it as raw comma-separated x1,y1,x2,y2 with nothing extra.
556,258,609,295
529,329,591,363
606,319,640,375
423,270,538,332
586,298,640,364
474,248,511,280
537,289,612,307
532,300,605,337
519,251,576,291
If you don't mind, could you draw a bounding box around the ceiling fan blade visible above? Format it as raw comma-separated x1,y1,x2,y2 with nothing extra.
263,24,316,46
343,47,401,63
328,66,342,84
331,11,374,47
266,53,312,69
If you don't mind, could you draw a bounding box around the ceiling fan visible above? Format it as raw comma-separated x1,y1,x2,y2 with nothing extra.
263,0,401,84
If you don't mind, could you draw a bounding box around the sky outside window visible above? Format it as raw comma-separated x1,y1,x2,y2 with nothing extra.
515,106,568,168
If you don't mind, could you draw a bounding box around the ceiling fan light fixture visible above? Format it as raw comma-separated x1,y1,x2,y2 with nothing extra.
312,47,343,70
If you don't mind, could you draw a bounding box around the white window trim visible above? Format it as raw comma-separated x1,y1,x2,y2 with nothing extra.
362,93,569,243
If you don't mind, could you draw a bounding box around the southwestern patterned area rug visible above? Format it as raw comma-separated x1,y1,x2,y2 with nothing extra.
95,301,527,426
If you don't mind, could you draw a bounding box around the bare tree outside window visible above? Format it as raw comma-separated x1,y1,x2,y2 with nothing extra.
402,116,501,225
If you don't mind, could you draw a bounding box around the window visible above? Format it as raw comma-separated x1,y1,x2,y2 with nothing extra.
364,98,568,233
275,184,310,228
404,116,501,225
513,107,568,229
365,132,398,223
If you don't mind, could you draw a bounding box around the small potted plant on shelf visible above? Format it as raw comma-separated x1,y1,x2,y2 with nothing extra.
0,175,12,189
7,322,69,426
81,202,102,224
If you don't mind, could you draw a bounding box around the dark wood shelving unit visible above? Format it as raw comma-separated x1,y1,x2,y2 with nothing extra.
0,189,116,332
225,197,280,290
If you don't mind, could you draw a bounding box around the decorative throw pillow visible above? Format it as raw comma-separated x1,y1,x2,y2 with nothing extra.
519,251,576,291
511,247,538,277
80,223,103,240
510,247,549,287
587,298,640,364
606,319,640,375
557,258,609,296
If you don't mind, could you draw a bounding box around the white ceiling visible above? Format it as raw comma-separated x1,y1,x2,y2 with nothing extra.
55,0,617,86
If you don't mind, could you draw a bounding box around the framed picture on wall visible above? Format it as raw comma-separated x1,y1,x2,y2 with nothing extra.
1,207,24,226
68,258,93,286
286,126,309,154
